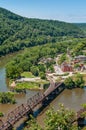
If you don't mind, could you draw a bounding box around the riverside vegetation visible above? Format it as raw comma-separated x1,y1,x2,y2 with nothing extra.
6,38,86,90
64,73,85,89
24,104,86,130
1,7,86,130
0,92,16,104
0,7,86,81
0,8,86,102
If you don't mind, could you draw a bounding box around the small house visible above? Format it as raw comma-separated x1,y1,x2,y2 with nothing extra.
74,55,86,62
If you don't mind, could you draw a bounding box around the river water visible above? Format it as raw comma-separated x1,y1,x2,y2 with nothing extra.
0,68,8,92
0,66,86,129
0,67,39,115
37,87,86,126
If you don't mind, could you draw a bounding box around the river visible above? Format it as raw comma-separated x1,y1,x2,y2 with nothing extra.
0,59,86,129
0,67,39,117
0,68,8,92
37,87,86,126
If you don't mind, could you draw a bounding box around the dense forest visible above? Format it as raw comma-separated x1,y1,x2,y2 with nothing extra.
75,23,86,34
6,38,86,79
0,7,85,56
1,7,86,130
1,7,86,79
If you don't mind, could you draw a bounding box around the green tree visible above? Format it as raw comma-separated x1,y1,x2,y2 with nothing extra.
58,53,67,65
74,63,80,69
39,72,46,79
30,66,39,76
74,73,85,88
38,64,46,72
25,116,43,130
0,112,4,117
19,60,32,71
6,64,21,79
64,77,75,89
49,65,54,73
45,104,76,130
0,92,16,104
24,104,78,130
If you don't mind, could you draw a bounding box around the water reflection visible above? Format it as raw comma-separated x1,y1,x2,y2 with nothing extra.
0,68,8,92
50,88,86,111
37,88,86,127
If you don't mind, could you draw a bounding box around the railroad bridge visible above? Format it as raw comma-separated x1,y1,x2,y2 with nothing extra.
0,82,64,130
0,81,86,130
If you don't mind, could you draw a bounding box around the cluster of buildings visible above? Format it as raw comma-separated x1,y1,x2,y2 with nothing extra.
61,62,73,72
74,55,86,62
60,55,86,72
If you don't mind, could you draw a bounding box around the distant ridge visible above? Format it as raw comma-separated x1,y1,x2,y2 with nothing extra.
74,23,86,34
0,7,85,56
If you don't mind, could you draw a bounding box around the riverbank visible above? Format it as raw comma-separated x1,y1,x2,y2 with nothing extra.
0,51,23,68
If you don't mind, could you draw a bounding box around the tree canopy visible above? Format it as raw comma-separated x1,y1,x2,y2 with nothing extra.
24,104,78,130
0,7,85,56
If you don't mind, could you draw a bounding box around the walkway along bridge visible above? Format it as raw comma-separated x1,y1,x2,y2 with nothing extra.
0,82,65,130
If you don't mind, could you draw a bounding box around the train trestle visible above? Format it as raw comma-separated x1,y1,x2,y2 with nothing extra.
0,82,64,130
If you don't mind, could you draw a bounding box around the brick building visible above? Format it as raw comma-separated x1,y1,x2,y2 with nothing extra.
61,62,73,72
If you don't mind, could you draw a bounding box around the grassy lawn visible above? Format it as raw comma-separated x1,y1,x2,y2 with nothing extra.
9,71,50,90
21,72,35,78
35,79,49,84
16,82,40,90
15,80,50,90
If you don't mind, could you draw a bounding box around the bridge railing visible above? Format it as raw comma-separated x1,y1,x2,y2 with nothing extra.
44,82,63,97
0,82,64,130
27,92,44,109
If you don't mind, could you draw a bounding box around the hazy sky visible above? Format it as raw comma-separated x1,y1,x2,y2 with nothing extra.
0,0,86,23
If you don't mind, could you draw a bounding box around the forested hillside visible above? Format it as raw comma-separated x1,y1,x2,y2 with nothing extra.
75,23,86,34
6,38,86,79
0,7,85,56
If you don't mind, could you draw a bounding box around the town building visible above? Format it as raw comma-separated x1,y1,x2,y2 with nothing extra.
61,62,73,72
74,55,86,62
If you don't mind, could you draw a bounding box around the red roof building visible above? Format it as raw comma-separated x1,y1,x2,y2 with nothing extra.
61,62,73,72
